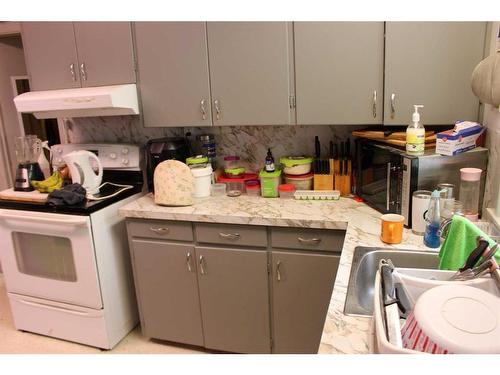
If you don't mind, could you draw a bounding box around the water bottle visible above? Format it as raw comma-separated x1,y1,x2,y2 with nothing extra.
423,189,442,248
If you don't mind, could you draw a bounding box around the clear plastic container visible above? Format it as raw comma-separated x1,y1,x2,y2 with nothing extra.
226,181,244,197
211,183,226,197
223,155,242,170
278,184,296,198
245,180,260,196
459,168,482,221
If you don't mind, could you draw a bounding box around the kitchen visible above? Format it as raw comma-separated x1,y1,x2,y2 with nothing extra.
0,1,500,370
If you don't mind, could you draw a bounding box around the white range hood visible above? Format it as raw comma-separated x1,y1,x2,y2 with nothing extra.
13,84,140,119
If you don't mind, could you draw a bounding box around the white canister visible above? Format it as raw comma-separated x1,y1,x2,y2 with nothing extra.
412,190,431,235
191,164,213,198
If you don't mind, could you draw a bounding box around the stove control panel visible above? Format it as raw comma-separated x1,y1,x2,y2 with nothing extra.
51,143,141,170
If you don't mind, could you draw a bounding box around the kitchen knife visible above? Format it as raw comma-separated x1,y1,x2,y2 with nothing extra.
329,141,334,159
344,139,350,176
459,238,490,272
380,263,403,348
315,136,321,159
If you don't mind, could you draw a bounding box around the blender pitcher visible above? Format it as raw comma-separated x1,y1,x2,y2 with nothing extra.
13,135,44,192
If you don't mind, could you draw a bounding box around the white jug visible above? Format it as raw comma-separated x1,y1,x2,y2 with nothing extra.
63,150,103,194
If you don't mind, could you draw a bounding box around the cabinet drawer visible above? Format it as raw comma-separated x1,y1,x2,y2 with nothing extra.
271,227,345,253
195,223,267,248
127,219,193,242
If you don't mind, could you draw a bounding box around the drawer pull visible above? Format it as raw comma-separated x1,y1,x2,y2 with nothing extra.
199,255,206,275
297,237,322,245
186,252,193,272
276,261,282,281
219,232,240,240
150,227,170,235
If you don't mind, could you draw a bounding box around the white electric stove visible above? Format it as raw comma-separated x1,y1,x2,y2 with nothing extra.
0,143,144,349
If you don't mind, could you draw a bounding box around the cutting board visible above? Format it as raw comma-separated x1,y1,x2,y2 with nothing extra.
352,130,436,143
0,188,48,203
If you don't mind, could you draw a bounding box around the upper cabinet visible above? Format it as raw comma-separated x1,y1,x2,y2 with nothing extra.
21,22,136,91
134,22,212,127
72,22,136,88
294,22,384,125
384,22,487,125
21,22,81,91
207,22,294,126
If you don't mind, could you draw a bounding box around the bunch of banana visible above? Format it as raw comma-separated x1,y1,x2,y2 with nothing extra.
31,171,64,193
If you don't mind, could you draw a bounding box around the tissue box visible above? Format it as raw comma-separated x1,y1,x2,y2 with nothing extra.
435,121,485,156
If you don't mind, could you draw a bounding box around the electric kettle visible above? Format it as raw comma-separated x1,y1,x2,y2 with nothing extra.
63,150,103,194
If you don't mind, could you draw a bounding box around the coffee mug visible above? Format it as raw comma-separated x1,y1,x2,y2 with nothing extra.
380,214,405,244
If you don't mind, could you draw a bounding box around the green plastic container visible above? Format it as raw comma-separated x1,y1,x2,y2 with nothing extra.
259,169,282,198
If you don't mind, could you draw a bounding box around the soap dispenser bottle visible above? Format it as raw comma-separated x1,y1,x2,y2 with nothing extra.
406,105,425,155
423,189,442,248
265,148,275,172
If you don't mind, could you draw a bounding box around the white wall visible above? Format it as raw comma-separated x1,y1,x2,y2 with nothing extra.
0,35,26,189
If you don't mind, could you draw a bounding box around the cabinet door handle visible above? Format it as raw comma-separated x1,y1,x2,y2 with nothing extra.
372,90,377,118
199,255,206,275
80,63,87,81
149,227,169,235
214,99,221,120
69,63,77,82
218,232,240,240
297,237,322,245
200,99,207,120
276,261,282,282
186,252,192,272
390,93,396,119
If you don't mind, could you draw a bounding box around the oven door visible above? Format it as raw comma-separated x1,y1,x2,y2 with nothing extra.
357,142,402,214
0,209,102,309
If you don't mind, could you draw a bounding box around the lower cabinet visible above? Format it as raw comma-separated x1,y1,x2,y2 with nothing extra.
129,239,204,346
126,219,343,354
196,246,271,353
271,251,340,353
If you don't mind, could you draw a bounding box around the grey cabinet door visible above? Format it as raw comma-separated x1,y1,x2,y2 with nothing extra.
294,22,384,125
207,22,293,126
21,22,81,90
196,246,271,353
271,251,339,353
73,22,136,87
130,239,204,346
134,22,212,127
384,22,486,125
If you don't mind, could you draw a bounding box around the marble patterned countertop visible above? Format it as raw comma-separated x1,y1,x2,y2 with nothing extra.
119,193,436,354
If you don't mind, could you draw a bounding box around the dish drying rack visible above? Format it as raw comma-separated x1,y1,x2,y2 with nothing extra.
372,267,500,354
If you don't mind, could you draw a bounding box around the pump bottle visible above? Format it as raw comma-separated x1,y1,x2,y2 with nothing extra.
406,105,425,155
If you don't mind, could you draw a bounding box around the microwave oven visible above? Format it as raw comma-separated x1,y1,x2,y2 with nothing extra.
355,140,488,227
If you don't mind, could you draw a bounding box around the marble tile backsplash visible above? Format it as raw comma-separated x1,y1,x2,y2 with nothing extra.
62,116,365,172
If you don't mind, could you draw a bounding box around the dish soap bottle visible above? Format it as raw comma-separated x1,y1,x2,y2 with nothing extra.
406,105,425,155
265,148,275,172
423,189,442,248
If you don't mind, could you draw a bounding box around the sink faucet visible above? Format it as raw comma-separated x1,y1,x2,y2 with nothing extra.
438,218,453,239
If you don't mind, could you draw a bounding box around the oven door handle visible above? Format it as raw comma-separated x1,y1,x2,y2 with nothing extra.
12,297,101,317
0,210,88,226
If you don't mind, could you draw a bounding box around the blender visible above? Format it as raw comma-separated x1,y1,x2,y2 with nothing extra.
14,135,45,191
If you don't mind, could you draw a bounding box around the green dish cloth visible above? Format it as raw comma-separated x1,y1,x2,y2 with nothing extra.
438,215,499,270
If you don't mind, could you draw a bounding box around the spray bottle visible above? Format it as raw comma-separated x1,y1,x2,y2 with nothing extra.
406,105,425,155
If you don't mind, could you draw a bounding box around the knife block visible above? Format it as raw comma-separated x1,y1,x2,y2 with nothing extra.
313,159,334,190
334,160,351,196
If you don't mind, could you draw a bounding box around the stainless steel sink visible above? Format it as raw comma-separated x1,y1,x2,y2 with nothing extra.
344,246,439,316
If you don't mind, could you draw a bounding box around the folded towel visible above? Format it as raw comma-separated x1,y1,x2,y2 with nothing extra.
438,215,499,270
47,183,87,206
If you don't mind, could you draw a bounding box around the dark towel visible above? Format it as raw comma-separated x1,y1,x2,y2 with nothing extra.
47,183,87,206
